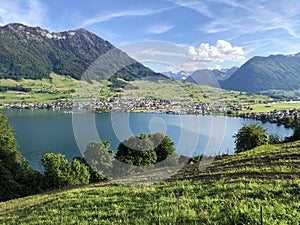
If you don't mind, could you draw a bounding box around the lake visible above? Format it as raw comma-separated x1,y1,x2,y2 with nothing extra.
3,109,294,170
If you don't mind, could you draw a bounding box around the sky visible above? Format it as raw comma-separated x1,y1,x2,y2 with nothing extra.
1,0,300,72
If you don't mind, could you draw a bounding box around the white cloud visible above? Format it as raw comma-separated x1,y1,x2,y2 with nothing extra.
187,40,245,62
147,24,174,34
82,7,172,27
0,0,47,27
215,65,221,70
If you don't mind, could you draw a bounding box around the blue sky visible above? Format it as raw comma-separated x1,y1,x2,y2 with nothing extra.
1,0,300,72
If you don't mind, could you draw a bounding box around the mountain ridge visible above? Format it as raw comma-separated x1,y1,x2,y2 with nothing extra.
0,23,165,86
221,53,300,92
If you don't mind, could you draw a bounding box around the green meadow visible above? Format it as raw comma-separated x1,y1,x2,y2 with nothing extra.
1,141,299,224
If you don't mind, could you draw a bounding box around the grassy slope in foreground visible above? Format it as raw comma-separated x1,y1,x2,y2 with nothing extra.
0,141,299,224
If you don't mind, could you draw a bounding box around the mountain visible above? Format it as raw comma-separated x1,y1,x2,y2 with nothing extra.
163,66,238,84
185,69,220,87
162,71,190,81
181,66,238,87
0,23,165,87
221,53,300,92
216,66,239,80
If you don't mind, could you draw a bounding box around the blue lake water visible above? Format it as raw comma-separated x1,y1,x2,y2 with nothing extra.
3,109,294,170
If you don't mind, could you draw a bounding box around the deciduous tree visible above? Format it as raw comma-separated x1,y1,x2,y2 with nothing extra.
234,124,268,153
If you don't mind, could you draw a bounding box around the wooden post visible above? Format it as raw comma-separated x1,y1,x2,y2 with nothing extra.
227,201,231,224
176,180,182,225
157,201,160,225
60,208,62,225
260,206,263,225
177,195,181,225
97,207,100,225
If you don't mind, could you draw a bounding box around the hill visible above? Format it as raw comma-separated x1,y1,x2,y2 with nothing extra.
163,67,238,83
185,69,222,88
0,141,299,224
221,53,300,93
162,71,190,81
0,23,164,86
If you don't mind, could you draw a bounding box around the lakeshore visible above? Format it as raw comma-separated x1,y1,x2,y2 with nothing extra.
2,97,300,129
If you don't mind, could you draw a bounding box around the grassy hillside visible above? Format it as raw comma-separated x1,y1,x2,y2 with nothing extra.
0,73,104,104
1,141,299,224
221,53,300,93
0,73,273,106
2,73,300,115
0,23,114,80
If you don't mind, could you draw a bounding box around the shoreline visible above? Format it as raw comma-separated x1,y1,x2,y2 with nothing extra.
2,105,299,130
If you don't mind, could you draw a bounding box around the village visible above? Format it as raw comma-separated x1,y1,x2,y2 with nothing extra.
2,97,300,128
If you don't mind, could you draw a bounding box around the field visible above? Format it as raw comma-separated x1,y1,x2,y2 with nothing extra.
242,102,300,113
0,141,299,224
0,74,273,106
0,73,103,105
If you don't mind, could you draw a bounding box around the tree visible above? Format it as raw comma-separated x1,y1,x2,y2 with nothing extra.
42,153,90,189
0,110,45,201
269,134,281,144
0,110,28,200
83,141,114,181
115,133,178,167
234,124,268,153
115,134,157,166
284,124,300,142
42,153,71,189
69,158,90,185
149,132,177,163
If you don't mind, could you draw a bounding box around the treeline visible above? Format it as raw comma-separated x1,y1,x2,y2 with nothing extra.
238,112,300,129
1,108,300,202
0,110,177,201
233,122,300,153
0,85,31,92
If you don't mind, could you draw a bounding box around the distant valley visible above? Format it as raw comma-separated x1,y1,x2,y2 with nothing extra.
164,53,300,98
1,23,300,100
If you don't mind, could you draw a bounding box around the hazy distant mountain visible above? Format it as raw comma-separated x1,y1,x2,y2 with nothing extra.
162,71,190,81
177,66,238,87
163,66,238,85
185,69,220,87
215,66,239,80
221,53,300,92
0,23,165,87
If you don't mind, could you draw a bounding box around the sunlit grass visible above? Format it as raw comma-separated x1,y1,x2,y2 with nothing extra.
0,141,299,224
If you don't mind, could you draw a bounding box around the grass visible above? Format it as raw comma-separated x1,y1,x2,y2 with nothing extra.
0,74,274,107
0,141,299,224
0,73,104,105
1,73,298,114
242,102,300,113
120,79,271,105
